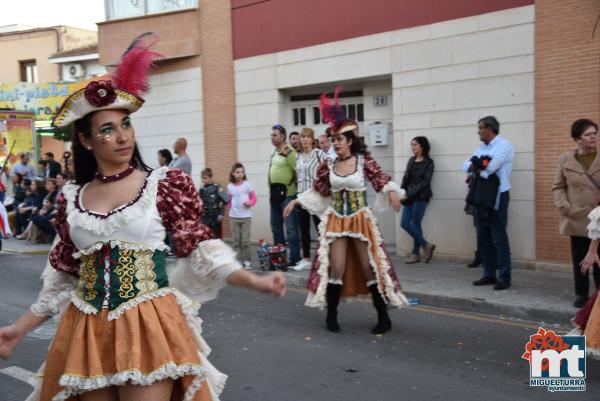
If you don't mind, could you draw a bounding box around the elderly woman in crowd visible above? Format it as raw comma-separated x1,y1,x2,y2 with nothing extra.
553,118,600,308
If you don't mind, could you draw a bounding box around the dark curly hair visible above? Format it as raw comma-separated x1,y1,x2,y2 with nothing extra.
571,119,598,140
337,129,370,157
72,110,151,185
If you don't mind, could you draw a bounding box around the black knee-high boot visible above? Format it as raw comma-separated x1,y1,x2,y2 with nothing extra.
326,283,342,332
368,283,391,334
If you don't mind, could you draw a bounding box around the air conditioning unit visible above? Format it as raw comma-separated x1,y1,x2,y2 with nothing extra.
65,63,85,79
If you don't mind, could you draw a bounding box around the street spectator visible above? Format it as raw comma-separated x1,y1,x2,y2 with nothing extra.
5,173,26,213
55,172,69,192
14,180,45,236
18,195,56,243
463,116,514,291
157,148,173,167
227,162,256,268
269,124,301,267
318,133,337,161
289,131,301,152
10,153,37,180
43,152,62,178
199,168,227,239
38,160,48,177
170,137,192,175
553,118,600,308
295,128,325,270
400,136,435,264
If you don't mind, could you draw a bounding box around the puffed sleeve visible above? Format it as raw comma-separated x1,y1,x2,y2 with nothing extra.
363,155,405,211
156,169,242,303
587,206,600,240
30,252,79,317
48,193,79,276
297,160,331,216
156,169,214,256
31,194,79,317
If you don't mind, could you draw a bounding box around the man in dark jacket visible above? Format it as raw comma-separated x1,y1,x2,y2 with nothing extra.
44,152,62,178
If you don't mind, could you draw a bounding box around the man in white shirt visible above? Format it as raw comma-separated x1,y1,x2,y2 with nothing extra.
9,153,37,180
169,137,192,175
318,134,336,160
463,116,514,290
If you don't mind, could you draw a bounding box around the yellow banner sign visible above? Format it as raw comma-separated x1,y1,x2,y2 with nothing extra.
0,81,90,121
5,120,34,155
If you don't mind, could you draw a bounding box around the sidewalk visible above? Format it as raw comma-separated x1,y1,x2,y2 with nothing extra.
1,239,578,325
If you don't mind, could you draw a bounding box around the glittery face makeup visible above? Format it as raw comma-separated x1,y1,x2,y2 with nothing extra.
95,116,133,144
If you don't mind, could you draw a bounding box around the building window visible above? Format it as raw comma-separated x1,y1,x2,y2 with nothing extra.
106,0,198,20
20,60,38,83
293,107,306,126
313,107,320,125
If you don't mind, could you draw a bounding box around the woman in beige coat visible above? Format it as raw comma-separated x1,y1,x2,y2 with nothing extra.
553,119,600,308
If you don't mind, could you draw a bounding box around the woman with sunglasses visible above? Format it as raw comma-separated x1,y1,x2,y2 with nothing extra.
284,87,407,334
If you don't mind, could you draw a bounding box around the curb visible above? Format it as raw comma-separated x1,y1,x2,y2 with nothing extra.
1,249,50,255
276,271,573,325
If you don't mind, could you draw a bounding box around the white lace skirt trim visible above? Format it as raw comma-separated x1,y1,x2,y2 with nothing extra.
305,207,408,309
27,289,227,401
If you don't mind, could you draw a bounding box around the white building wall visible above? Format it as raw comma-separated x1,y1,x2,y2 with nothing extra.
133,66,204,186
234,5,535,261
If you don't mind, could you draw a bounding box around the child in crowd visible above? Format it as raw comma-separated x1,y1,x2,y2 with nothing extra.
199,168,228,238
227,162,256,268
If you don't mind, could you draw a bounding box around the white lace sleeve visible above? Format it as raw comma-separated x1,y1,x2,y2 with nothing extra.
30,260,78,317
373,181,405,212
587,207,600,240
169,239,242,304
297,188,331,216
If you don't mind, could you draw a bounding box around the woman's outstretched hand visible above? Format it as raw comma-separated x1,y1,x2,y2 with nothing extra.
389,191,402,213
283,199,298,220
580,252,600,275
255,272,287,298
0,325,25,359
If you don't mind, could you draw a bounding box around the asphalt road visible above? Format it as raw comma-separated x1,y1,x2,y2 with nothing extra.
0,252,598,401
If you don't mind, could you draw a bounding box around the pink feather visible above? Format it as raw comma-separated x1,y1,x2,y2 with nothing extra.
111,32,162,97
320,85,346,129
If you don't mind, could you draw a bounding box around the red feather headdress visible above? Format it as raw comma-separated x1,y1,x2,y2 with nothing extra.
320,85,358,136
52,33,162,127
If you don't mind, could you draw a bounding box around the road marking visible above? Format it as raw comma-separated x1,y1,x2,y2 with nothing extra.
0,366,38,387
27,321,57,340
287,287,542,329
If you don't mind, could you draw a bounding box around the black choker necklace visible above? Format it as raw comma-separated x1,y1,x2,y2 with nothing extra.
95,164,135,183
337,154,354,161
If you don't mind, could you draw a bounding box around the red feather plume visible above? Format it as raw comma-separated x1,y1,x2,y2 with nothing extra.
320,86,346,130
112,32,162,97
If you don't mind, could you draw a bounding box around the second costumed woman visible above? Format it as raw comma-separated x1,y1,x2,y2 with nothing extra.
284,87,408,334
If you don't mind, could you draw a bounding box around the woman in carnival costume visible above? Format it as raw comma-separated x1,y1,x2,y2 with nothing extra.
571,205,600,358
0,34,286,401
284,87,408,334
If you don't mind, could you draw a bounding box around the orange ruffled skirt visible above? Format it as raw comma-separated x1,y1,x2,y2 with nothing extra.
40,293,216,401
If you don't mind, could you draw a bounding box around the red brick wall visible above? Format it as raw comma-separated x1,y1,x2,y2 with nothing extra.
232,0,533,58
535,0,600,263
199,0,237,235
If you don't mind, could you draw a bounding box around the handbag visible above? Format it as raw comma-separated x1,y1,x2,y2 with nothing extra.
269,183,288,203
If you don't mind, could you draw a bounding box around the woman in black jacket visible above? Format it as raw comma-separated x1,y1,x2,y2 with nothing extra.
400,136,435,263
